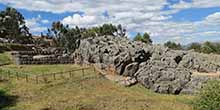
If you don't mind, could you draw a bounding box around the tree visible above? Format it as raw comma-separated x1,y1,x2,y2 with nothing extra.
133,33,142,41
99,24,117,36
164,41,182,50
117,24,126,37
80,28,96,38
133,32,152,45
142,33,152,44
201,41,216,54
187,42,202,52
47,23,126,52
47,22,81,53
214,42,220,54
0,7,32,44
51,21,66,38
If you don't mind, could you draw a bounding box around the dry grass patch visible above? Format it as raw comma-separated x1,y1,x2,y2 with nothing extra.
0,64,193,110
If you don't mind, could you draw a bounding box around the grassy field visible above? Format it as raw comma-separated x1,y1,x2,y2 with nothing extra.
0,52,12,64
2,64,83,75
0,64,194,110
0,52,194,110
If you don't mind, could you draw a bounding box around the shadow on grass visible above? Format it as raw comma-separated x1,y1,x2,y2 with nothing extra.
0,90,18,110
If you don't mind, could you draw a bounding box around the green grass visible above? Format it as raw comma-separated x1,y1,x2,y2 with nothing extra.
2,64,82,75
0,52,12,64
0,64,194,110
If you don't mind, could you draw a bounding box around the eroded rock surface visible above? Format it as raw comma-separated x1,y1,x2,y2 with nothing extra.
74,35,220,94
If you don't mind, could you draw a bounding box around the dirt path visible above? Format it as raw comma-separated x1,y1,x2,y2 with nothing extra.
192,71,220,78
93,64,137,86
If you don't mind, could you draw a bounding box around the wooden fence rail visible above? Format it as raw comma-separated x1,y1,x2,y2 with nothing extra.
0,66,97,84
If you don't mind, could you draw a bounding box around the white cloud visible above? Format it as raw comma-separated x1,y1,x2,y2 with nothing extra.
171,0,220,10
0,0,168,14
1,0,220,44
25,16,47,33
205,12,220,23
41,19,49,24
62,14,98,27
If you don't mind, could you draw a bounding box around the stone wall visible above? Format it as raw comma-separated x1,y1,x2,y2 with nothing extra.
12,51,74,65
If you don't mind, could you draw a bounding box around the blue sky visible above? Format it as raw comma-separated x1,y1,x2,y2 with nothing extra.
0,0,220,44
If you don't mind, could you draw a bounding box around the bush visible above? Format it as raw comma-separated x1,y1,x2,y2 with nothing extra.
193,80,220,110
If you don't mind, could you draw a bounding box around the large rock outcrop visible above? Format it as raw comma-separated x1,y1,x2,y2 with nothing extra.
73,35,220,94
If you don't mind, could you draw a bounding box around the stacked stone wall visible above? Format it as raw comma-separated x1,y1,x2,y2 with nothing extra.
12,51,74,65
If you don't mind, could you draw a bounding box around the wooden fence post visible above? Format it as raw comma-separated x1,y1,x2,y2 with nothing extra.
69,71,72,78
82,69,85,78
16,72,19,80
93,66,96,72
36,75,38,84
25,74,28,82
7,71,10,79
53,73,56,80
43,73,47,83
0,73,2,81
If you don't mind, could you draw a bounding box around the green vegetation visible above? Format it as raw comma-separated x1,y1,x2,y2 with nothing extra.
3,64,82,75
0,52,11,64
164,41,220,54
187,42,202,52
133,32,152,44
164,41,182,50
0,64,193,110
47,21,81,52
0,7,32,44
193,80,220,110
199,41,220,54
46,21,126,52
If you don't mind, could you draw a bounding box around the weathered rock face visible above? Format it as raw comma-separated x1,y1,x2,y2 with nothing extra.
180,76,210,94
74,35,220,94
135,63,192,94
178,52,220,73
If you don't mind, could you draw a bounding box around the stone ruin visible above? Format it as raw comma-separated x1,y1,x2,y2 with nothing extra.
12,49,74,65
73,35,220,94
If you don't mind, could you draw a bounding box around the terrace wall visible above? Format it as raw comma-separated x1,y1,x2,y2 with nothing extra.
11,51,74,65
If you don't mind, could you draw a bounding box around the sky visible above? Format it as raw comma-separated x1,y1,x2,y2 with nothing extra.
0,0,219,44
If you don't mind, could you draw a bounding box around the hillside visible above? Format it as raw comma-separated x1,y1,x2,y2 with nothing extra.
0,63,193,110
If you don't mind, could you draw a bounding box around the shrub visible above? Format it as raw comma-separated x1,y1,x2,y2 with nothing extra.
193,80,220,110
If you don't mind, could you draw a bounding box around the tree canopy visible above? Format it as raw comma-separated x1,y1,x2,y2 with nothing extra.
47,22,127,52
0,7,32,44
164,41,182,50
164,40,220,55
186,41,220,54
133,32,152,44
80,24,126,38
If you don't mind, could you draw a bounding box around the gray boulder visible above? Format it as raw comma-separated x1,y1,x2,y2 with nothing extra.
136,61,192,94
73,35,220,94
181,76,210,94
178,52,219,73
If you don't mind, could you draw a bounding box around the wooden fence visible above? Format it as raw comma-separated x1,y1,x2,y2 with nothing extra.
0,66,99,84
